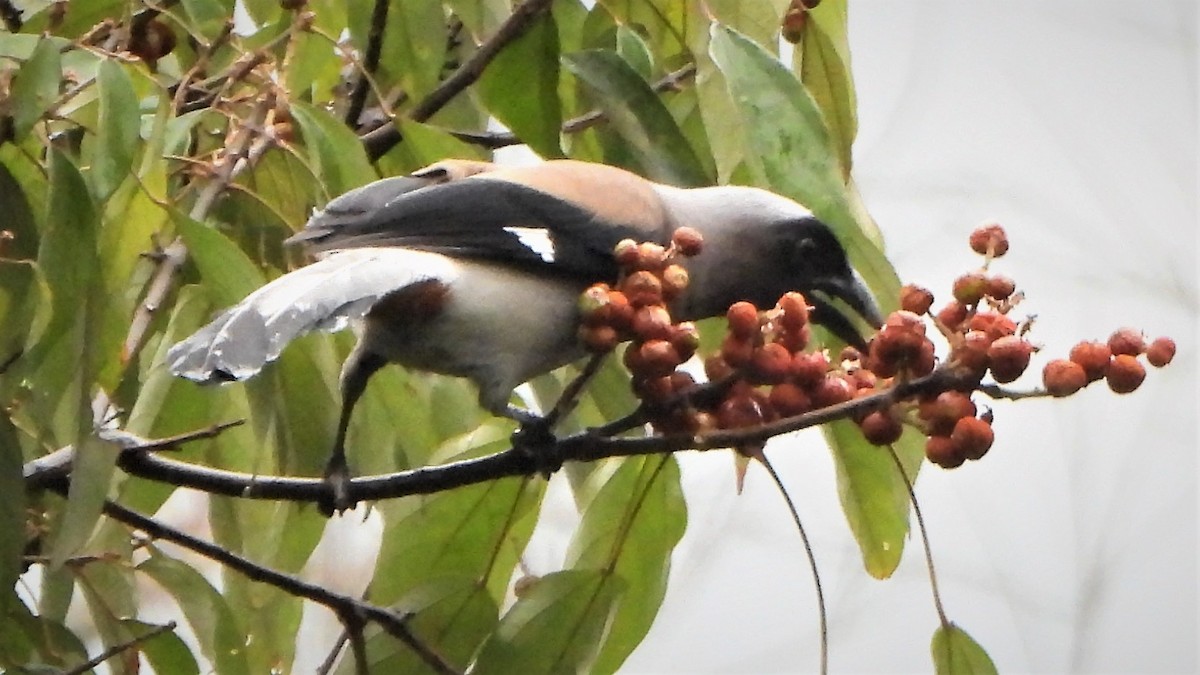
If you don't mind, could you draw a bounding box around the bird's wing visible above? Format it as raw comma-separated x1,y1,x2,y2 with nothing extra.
167,248,459,384
286,160,675,282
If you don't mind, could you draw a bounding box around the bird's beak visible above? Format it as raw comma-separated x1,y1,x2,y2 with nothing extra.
811,271,884,350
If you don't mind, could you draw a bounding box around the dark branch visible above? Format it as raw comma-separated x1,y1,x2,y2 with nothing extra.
25,365,987,506
361,0,554,160
85,496,459,675
344,0,390,128
448,62,699,150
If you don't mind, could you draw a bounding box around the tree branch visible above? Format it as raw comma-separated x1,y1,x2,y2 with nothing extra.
63,621,178,675
22,365,990,506
360,0,554,160
343,0,390,128
87,496,459,675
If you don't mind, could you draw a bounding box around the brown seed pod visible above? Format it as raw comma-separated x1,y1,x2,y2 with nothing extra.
1042,359,1087,397
899,284,935,315
1068,340,1112,382
969,223,1009,257
1106,354,1146,394
1146,336,1176,367
1107,327,1147,356
950,416,994,460
859,409,903,446
926,435,966,469
987,336,1033,383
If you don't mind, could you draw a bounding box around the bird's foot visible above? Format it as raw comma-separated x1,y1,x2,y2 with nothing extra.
318,456,356,516
507,408,561,478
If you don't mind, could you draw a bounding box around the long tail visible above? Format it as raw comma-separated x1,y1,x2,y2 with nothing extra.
167,248,458,384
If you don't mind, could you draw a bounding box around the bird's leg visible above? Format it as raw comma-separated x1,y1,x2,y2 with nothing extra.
506,405,561,478
321,349,387,516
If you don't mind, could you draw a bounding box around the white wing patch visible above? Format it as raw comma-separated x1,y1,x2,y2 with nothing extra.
504,226,556,263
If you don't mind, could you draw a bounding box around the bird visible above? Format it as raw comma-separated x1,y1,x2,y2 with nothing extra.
167,159,884,512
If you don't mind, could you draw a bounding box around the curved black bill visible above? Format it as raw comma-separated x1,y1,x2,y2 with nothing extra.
811,273,884,350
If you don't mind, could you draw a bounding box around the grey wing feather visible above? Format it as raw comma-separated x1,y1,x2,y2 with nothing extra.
167,249,459,384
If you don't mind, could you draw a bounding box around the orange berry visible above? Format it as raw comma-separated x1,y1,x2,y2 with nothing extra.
716,393,769,430
638,340,682,378
969,223,1009,257
579,324,619,353
899,284,935,315
1107,327,1146,356
636,242,668,270
918,391,977,436
621,270,663,307
704,355,735,382
631,305,673,342
936,301,969,331
749,343,792,385
777,291,810,331
720,334,755,368
1042,359,1086,397
810,375,854,409
1106,354,1146,394
669,322,700,361
791,350,830,388
1146,337,1176,367
769,382,812,417
726,301,760,339
613,239,640,268
987,336,1033,383
986,274,1016,300
859,409,903,446
661,264,690,300
926,435,965,469
951,416,994,460
952,330,992,375
968,312,1018,341
671,227,704,256
1068,340,1112,382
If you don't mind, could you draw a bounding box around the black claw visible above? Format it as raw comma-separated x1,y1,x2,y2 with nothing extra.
319,456,355,516
509,413,561,478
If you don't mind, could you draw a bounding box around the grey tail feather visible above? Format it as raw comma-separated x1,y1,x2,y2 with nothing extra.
165,249,452,385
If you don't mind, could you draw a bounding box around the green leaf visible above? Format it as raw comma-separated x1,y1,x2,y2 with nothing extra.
563,49,711,186
567,455,685,673
474,570,623,675
444,0,508,40
615,25,654,79
172,209,267,307
0,417,23,615
376,119,487,178
796,1,857,176
478,10,564,158
0,590,89,671
932,623,999,675
340,578,499,675
90,59,140,200
9,37,62,140
824,421,926,578
708,22,898,303
123,619,200,675
290,102,378,199
138,549,251,675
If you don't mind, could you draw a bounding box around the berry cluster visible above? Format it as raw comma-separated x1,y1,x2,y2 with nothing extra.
578,228,705,427
577,222,1176,472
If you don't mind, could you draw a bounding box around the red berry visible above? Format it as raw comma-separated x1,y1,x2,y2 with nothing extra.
1146,337,1176,367
606,290,634,331
1069,340,1112,382
791,350,830,388
720,334,755,368
750,343,793,385
636,242,667,270
777,291,810,331
899,284,935,315
1107,327,1146,356
716,392,769,430
621,270,663,307
918,391,977,436
952,330,992,375
704,355,734,382
669,322,700,361
810,375,854,409
968,312,1018,341
613,239,640,268
987,336,1033,383
631,305,673,341
986,274,1016,300
726,301,760,339
1106,354,1146,394
781,6,807,43
859,409,903,446
579,324,619,353
769,382,812,417
661,264,690,300
671,227,704,256
1042,359,1086,397
951,416,994,460
774,324,811,353
936,301,969,331
969,223,1009,257
952,272,989,305
638,339,682,378
925,435,965,469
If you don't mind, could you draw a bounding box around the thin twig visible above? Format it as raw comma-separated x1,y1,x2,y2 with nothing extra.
93,498,459,675
344,0,390,128
317,631,351,675
977,383,1050,400
449,62,698,149
360,0,554,159
62,621,178,675
544,354,607,428
758,453,828,675
885,445,950,628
